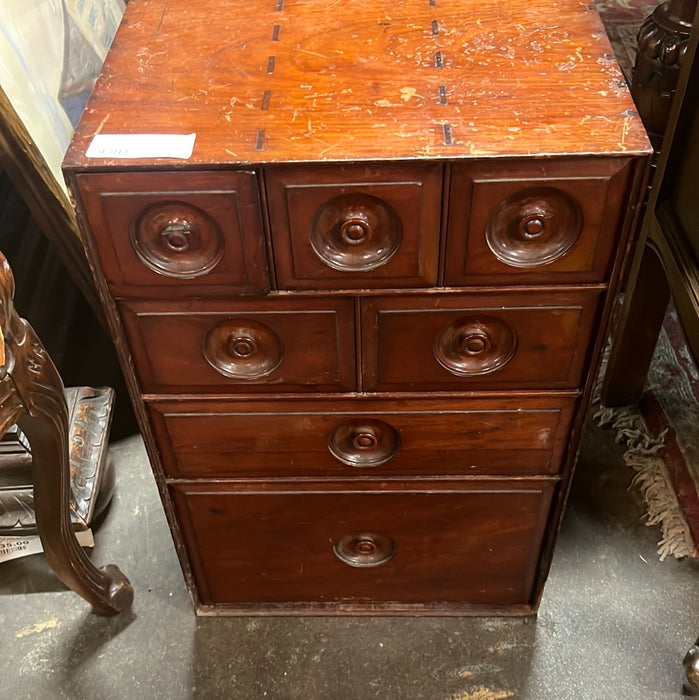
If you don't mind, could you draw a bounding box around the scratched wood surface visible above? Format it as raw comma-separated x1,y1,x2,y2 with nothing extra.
64,0,650,169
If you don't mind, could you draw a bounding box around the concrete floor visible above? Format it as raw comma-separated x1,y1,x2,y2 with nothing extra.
1,412,698,700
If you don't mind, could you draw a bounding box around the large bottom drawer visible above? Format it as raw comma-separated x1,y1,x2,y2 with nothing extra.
150,396,575,479
171,479,555,613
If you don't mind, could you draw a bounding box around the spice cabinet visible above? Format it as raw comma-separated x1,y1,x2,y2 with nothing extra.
64,0,650,614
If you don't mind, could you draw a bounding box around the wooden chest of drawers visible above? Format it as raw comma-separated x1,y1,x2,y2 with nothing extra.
63,0,651,615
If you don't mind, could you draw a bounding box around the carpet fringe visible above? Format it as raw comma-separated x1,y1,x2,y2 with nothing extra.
592,394,695,560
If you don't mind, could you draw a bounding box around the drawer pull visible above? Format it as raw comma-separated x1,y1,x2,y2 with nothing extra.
485,187,582,268
161,221,193,251
328,418,401,467
310,193,402,272
339,217,370,245
433,316,517,376
521,215,545,239
333,533,396,567
203,319,283,379
132,201,224,278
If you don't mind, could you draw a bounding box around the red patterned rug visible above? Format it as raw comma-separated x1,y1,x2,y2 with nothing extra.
595,305,699,559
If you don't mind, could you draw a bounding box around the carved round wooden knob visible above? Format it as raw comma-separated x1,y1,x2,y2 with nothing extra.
202,319,283,379
485,187,582,268
339,217,370,245
310,193,402,271
333,532,396,567
328,418,401,467
459,331,490,355
433,316,517,376
131,201,224,278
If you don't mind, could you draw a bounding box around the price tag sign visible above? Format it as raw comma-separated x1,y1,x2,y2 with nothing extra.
86,133,196,159
0,530,94,563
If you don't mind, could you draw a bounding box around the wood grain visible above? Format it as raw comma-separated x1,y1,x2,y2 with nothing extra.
149,395,576,478
361,289,603,391
63,0,650,170
62,0,651,615
171,479,555,609
119,295,357,393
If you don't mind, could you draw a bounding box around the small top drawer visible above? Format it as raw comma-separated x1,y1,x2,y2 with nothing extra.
76,171,269,297
266,163,442,290
445,158,635,285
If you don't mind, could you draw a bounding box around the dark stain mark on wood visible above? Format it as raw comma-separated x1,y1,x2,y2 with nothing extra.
442,123,453,145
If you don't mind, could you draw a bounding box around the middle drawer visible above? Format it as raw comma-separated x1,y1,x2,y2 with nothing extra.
361,289,602,391
119,296,356,393
149,396,576,479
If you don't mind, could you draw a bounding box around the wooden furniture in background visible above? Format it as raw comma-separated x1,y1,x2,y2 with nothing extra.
0,251,132,615
631,0,697,151
63,0,651,615
602,0,699,407
601,1,699,693
0,89,102,322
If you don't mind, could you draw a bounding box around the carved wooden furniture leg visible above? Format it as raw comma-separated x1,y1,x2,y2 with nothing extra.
601,242,670,405
0,252,133,615
684,638,699,695
602,0,697,407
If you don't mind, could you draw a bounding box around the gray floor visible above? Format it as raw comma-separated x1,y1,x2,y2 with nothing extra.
1,412,698,700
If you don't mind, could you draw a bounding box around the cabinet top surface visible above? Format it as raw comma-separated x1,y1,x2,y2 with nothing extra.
64,0,651,170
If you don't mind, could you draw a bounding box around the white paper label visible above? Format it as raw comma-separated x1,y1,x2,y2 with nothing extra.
0,530,94,563
85,133,196,159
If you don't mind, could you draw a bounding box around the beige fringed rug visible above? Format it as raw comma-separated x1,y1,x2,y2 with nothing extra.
593,305,699,560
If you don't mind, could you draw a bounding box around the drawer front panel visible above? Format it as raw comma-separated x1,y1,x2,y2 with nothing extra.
361,290,602,391
77,171,269,296
445,158,634,285
150,396,575,478
266,163,442,289
171,480,555,608
120,297,356,393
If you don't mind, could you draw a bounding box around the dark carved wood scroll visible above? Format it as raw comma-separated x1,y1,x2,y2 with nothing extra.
0,387,115,534
0,251,132,615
